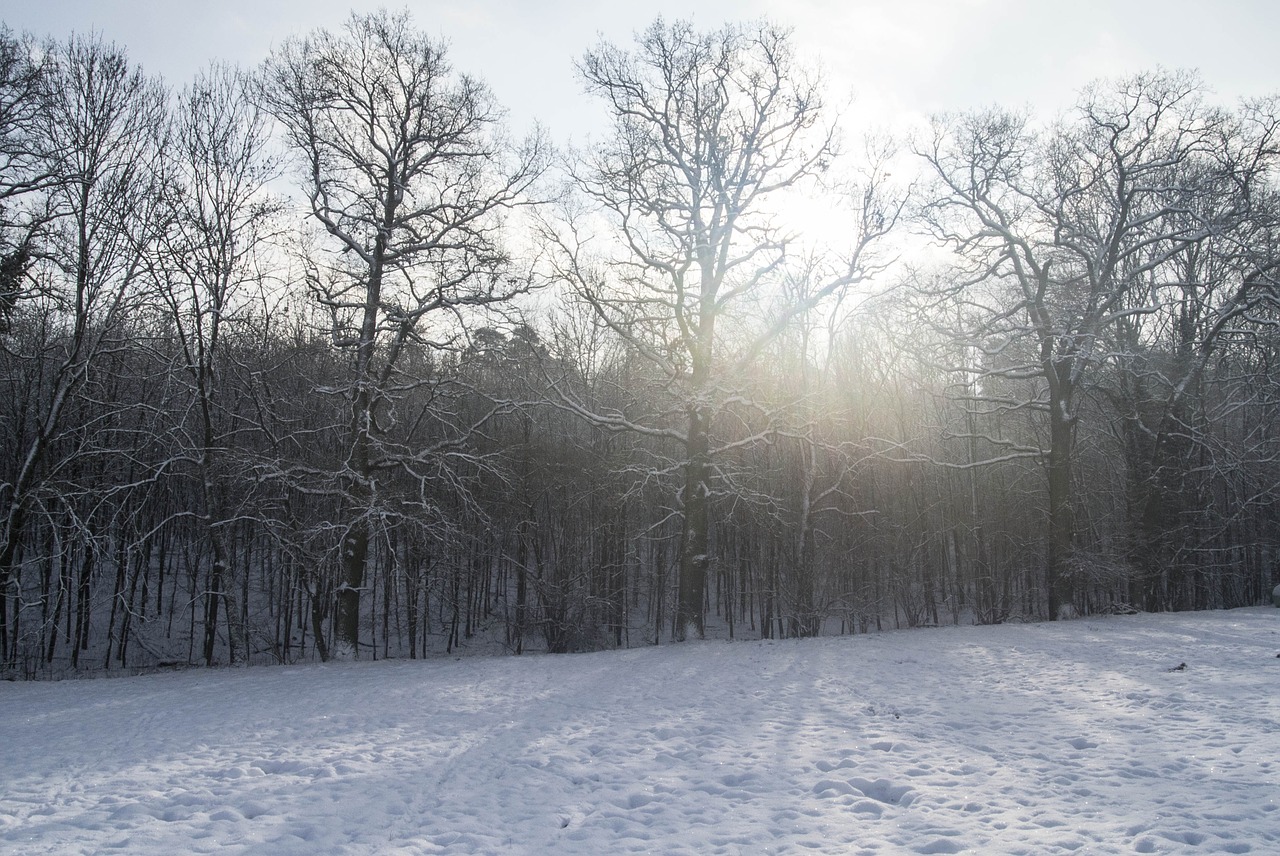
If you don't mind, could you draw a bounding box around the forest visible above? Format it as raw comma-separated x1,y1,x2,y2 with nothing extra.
1,10,1278,678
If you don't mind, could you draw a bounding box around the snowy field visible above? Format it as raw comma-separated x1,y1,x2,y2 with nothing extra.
2,609,1278,855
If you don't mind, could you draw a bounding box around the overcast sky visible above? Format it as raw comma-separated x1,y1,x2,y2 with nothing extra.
5,0,1280,145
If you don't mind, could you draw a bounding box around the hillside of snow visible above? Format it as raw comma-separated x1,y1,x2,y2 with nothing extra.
2,608,1278,855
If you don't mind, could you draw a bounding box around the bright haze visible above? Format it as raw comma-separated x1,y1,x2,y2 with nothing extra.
5,0,1280,143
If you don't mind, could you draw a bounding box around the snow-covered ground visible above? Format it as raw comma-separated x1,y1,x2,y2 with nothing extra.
2,608,1277,855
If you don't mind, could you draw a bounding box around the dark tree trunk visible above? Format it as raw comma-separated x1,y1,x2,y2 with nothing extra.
1046,380,1077,620
676,406,710,640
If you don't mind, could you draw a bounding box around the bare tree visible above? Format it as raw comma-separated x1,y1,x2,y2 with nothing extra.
257,9,546,658
0,33,166,664
547,18,894,640
148,63,279,665
916,71,1278,618
0,26,50,331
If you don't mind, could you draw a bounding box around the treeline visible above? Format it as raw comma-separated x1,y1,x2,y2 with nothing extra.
2,12,1278,677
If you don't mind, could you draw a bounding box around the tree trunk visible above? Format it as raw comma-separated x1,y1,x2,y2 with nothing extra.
676,406,711,640
1046,391,1077,619
202,551,225,667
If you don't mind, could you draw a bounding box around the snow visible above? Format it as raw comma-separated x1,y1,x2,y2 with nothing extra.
2,608,1278,855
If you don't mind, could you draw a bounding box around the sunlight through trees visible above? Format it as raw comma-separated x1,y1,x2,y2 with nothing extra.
0,13,1277,676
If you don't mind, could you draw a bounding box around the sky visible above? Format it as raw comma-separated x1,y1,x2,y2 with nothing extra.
5,1,1279,267
5,0,1280,146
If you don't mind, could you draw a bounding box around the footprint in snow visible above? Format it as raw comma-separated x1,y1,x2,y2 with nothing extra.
815,757,857,773
813,776,916,806
847,776,917,806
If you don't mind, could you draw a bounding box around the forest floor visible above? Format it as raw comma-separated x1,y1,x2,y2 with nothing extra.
2,608,1278,854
